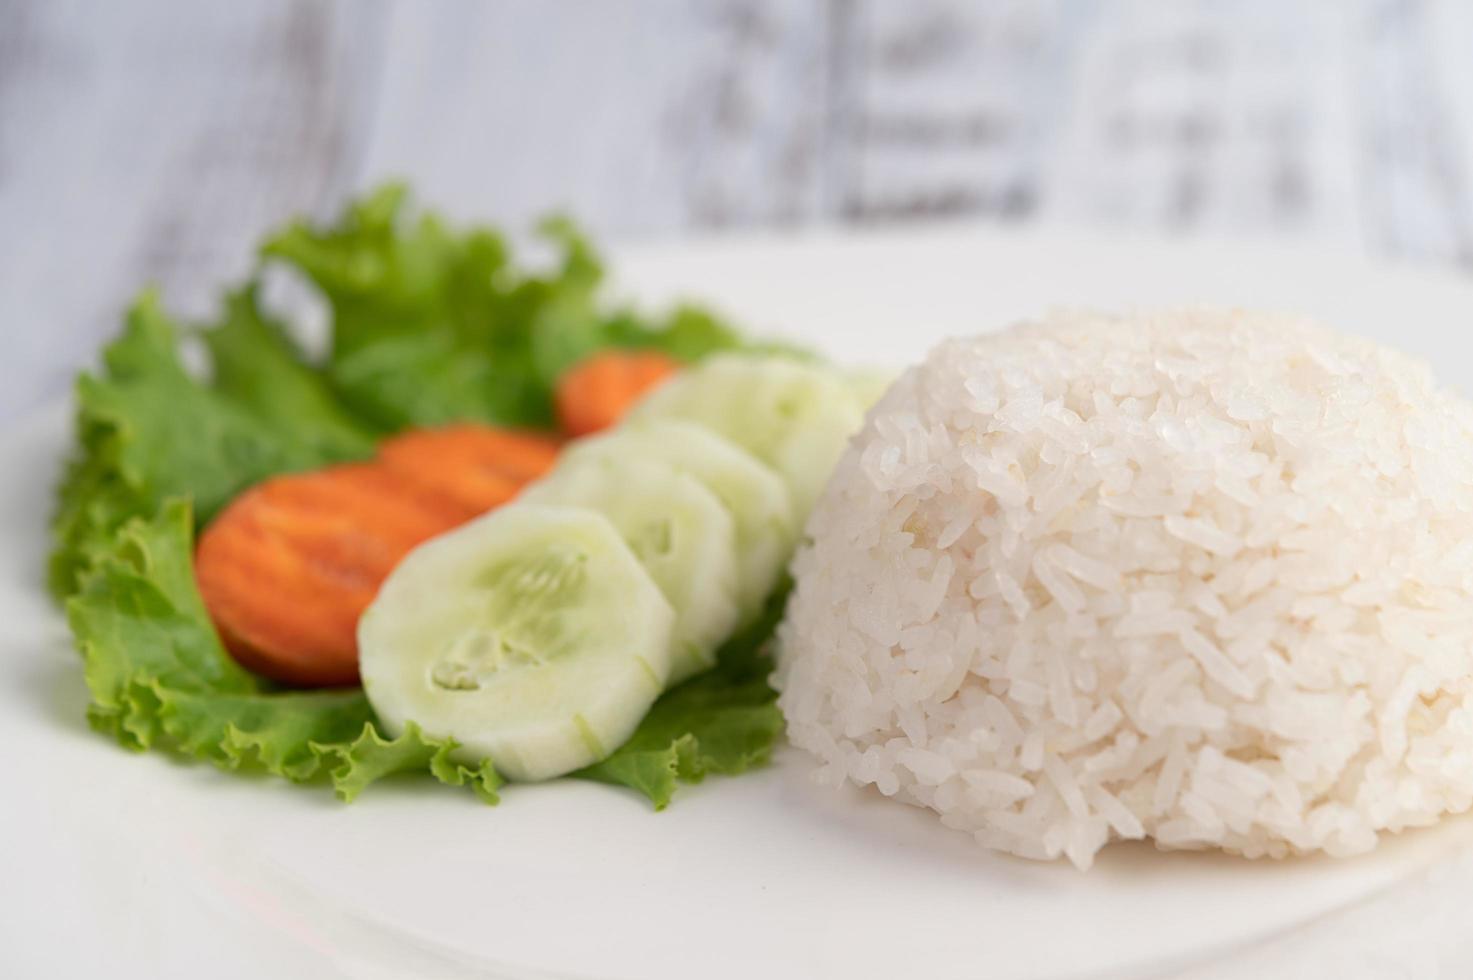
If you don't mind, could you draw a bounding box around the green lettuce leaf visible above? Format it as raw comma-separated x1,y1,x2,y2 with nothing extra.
202,287,378,460
50,292,371,596
262,186,571,429
263,187,756,431
578,584,788,808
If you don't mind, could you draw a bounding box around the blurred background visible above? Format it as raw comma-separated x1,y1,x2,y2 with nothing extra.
5,0,1473,423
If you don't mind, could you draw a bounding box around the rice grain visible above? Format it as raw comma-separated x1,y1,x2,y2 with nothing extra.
776,309,1473,868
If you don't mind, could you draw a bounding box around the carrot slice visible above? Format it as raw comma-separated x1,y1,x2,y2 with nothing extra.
377,424,561,516
197,424,565,687
555,351,680,438
195,464,467,687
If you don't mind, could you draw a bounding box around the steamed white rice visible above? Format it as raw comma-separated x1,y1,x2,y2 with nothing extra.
775,309,1473,869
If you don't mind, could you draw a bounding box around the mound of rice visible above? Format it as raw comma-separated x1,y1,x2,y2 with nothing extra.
776,309,1473,869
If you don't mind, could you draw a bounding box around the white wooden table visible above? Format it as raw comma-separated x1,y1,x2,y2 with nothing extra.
5,0,1473,424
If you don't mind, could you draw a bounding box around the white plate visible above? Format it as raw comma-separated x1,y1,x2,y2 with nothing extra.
7,228,1473,980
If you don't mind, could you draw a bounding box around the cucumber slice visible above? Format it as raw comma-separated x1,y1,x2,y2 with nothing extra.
561,419,795,620
359,505,675,782
520,456,740,685
629,354,866,518
848,367,898,410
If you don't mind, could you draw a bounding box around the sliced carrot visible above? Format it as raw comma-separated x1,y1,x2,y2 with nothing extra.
555,351,680,438
197,423,566,687
195,464,468,688
377,424,561,517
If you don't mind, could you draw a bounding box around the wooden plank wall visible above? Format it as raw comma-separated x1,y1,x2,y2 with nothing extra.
4,0,1473,419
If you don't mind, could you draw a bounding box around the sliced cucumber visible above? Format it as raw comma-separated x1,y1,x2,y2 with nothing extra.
847,367,898,411
520,456,741,686
629,354,866,518
359,505,675,782
561,419,795,620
